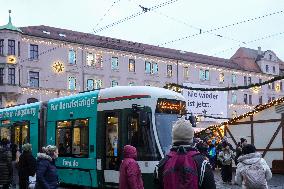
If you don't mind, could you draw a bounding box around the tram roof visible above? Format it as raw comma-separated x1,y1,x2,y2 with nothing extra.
0,102,41,113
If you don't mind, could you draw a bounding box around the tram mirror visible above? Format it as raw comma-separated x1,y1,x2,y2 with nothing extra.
139,111,149,126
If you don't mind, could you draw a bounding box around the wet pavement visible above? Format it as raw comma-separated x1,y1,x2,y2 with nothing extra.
214,169,284,189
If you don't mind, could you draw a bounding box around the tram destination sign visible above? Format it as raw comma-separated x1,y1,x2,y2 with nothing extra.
182,83,228,122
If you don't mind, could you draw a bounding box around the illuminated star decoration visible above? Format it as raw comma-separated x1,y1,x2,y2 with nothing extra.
52,61,65,73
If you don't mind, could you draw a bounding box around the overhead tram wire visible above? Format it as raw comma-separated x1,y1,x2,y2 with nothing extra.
212,31,284,56
93,0,122,30
158,10,284,46
152,10,246,45
20,0,179,64
93,0,179,34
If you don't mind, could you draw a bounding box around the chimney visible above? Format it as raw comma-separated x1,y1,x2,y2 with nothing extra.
258,47,262,55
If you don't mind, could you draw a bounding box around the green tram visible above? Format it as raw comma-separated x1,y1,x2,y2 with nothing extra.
0,86,186,188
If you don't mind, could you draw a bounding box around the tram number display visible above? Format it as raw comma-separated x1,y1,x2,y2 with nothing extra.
1,120,11,125
156,98,186,114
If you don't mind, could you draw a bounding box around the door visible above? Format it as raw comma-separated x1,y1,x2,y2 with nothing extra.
12,122,30,150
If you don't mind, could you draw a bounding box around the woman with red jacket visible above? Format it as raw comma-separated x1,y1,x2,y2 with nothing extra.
119,145,144,189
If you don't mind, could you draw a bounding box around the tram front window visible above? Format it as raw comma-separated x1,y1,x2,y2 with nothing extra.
155,113,179,154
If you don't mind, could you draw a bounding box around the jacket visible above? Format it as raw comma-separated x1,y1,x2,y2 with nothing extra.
18,151,36,180
157,146,216,189
0,147,12,185
235,152,272,189
218,148,235,165
35,153,58,189
119,145,144,189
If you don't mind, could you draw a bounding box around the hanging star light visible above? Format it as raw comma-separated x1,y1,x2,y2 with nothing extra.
52,61,65,73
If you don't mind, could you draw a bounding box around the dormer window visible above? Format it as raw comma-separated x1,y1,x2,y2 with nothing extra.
269,54,272,61
59,33,66,37
43,31,50,35
273,66,276,73
266,65,269,72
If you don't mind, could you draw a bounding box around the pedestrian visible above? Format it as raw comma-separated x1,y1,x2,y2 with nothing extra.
235,138,247,164
35,145,59,189
217,142,235,184
0,139,12,189
18,143,36,189
119,145,144,189
11,143,21,189
156,118,216,189
208,142,217,170
235,144,272,189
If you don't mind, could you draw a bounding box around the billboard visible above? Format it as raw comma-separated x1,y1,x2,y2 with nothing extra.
182,83,228,122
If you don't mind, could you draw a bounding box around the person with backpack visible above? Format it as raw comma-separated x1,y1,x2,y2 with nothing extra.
0,139,12,189
217,142,235,184
18,143,36,189
235,144,272,189
156,118,216,189
119,145,144,189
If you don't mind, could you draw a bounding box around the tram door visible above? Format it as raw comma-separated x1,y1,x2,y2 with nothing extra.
12,122,30,150
103,111,121,184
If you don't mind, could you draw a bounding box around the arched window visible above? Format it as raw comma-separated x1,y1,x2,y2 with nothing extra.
27,98,38,104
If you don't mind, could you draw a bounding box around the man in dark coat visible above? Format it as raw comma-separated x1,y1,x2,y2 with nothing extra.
18,143,36,189
0,141,12,189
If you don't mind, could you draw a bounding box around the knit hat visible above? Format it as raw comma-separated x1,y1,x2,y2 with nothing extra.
240,138,247,143
242,144,256,155
22,143,32,152
42,145,57,156
172,118,194,144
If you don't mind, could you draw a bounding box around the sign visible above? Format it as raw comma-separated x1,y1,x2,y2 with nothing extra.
156,98,186,114
7,55,16,64
182,83,228,122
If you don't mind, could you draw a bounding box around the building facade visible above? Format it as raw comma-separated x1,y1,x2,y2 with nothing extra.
1,15,284,123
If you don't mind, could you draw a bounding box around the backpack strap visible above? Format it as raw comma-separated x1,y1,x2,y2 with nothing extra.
199,159,209,187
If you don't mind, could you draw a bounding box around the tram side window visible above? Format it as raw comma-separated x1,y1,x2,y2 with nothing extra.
128,112,159,161
56,119,89,158
0,127,11,143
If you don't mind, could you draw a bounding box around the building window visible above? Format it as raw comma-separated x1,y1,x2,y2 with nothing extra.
29,71,39,87
268,96,272,103
259,78,262,83
94,79,103,89
280,82,283,91
27,98,38,104
269,54,272,60
145,61,151,74
111,80,118,87
244,76,247,86
231,74,236,85
152,63,158,74
68,77,76,90
29,44,38,60
111,57,119,70
244,94,248,104
232,94,237,104
18,41,20,57
272,97,275,101
249,95,252,105
87,79,94,91
273,66,276,73
266,65,269,72
86,52,95,66
68,50,76,64
268,83,271,90
248,77,252,85
259,96,262,104
0,68,4,85
272,82,275,90
184,67,189,78
129,59,135,72
8,40,15,55
232,111,237,118
199,69,209,81
219,73,224,83
8,68,15,85
128,82,135,86
0,39,4,56
167,65,173,77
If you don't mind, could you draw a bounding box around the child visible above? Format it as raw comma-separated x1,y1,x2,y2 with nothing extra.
218,142,235,184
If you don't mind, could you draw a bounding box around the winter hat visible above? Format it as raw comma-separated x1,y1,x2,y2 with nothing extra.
123,145,137,159
242,144,256,155
22,143,32,152
42,145,57,156
240,138,247,143
172,118,194,144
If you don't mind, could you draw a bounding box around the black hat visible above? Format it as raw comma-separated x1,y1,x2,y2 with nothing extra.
242,144,256,155
240,138,246,143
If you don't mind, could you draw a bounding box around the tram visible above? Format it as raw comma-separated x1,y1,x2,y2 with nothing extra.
0,86,186,188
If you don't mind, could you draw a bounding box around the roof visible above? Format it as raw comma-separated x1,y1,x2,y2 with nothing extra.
19,25,245,71
0,14,22,33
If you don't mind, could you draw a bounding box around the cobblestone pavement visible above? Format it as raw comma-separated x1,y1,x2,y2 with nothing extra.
214,169,284,189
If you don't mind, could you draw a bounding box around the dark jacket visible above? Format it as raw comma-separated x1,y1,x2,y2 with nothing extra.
156,146,216,189
0,147,12,185
18,151,36,188
35,153,58,189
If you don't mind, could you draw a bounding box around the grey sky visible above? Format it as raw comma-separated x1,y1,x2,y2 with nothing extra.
1,0,284,59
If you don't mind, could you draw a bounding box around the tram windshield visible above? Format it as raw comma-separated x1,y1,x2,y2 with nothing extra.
155,98,186,155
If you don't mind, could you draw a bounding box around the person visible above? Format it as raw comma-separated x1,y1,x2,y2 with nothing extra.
217,142,235,184
156,118,216,189
0,140,12,189
119,145,144,189
235,138,247,164
208,142,217,170
235,144,272,189
11,144,20,189
35,145,59,189
18,143,36,189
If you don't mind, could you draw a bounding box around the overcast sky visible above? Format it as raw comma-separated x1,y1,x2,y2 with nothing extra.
1,0,284,60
